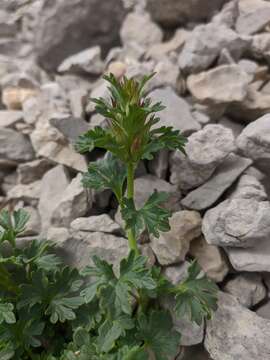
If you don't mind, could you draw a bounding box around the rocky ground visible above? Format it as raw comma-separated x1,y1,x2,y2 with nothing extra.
1,0,270,359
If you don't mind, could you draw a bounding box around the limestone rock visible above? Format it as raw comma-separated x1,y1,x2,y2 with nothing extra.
7,181,41,205
189,236,229,283
2,87,39,110
134,175,181,212
148,87,201,136
178,23,250,74
236,0,270,35
237,114,270,170
49,116,89,143
146,0,227,27
181,154,252,211
170,125,236,191
57,46,104,75
202,197,270,248
187,65,250,106
225,237,270,272
163,262,189,285
38,165,70,233
0,128,34,163
256,301,270,319
205,292,270,360
35,0,125,71
148,149,169,179
17,159,53,185
150,210,201,266
120,11,162,49
0,110,23,128
71,214,121,234
52,173,90,228
223,274,266,308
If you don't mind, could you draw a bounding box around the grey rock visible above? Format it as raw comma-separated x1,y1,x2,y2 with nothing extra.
7,181,41,205
134,175,181,212
0,128,34,163
35,0,125,71
225,237,270,272
205,292,270,360
170,125,236,191
178,23,250,74
71,214,121,234
236,0,270,35
163,262,189,285
57,46,104,74
219,117,245,137
52,173,90,228
17,159,53,185
38,165,70,233
120,11,162,49
148,87,201,136
49,116,89,142
190,235,229,283
202,197,270,248
224,273,266,308
181,154,252,211
0,110,23,128
68,88,88,118
237,114,270,170
231,174,267,201
150,210,201,266
256,301,270,319
187,65,250,106
148,149,169,179
212,0,239,28
146,0,227,27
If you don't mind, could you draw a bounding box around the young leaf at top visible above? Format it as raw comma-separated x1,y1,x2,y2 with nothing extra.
121,191,171,238
137,310,180,360
82,152,126,202
174,260,219,326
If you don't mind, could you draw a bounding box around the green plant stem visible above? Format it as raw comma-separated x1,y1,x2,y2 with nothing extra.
126,163,139,255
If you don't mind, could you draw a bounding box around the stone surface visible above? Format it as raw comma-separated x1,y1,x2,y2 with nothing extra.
236,0,270,35
146,0,227,27
49,116,89,143
51,173,89,227
7,181,41,205
256,301,270,320
189,236,229,283
148,87,201,136
0,110,23,128
35,0,125,71
205,292,270,360
202,197,270,248
57,46,104,74
225,237,270,272
181,154,252,211
150,210,201,266
223,273,266,308
17,159,53,185
170,125,236,191
20,206,41,236
187,65,250,105
237,114,270,170
148,149,169,179
71,214,121,234
120,11,162,49
38,165,70,233
0,128,34,163
178,23,250,74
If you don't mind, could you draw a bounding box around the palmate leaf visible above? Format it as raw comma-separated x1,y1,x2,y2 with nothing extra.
142,126,187,160
174,261,218,326
121,191,171,238
137,310,180,360
0,209,30,247
82,152,126,202
0,302,16,325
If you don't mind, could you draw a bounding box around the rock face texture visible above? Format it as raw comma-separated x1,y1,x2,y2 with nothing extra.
35,0,125,70
205,292,270,360
2,0,270,358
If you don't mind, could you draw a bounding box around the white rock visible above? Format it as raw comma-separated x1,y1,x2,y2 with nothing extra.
148,87,201,136
205,292,270,360
8,181,42,205
0,128,34,163
224,273,266,308
236,0,270,35
187,65,250,105
189,236,229,283
237,114,270,170
71,214,121,234
0,110,23,128
52,173,90,227
150,210,201,266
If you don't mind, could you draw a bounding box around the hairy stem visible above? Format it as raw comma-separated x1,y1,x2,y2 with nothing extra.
126,163,139,255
